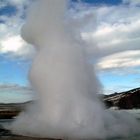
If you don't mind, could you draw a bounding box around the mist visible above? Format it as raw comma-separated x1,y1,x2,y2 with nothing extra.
8,0,140,139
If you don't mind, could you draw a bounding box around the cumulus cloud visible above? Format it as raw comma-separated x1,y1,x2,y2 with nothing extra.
82,5,140,54
81,3,140,73
0,34,35,59
0,0,140,70
1,35,26,53
0,0,35,60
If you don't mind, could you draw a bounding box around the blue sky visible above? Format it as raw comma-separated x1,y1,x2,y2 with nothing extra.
0,5,17,16
0,0,140,102
0,54,30,86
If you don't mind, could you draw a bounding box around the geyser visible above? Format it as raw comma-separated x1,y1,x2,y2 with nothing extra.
9,0,140,139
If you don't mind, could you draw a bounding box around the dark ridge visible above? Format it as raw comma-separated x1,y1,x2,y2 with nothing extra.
104,87,140,109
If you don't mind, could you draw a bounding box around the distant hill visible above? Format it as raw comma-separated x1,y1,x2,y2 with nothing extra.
0,101,32,119
104,87,140,109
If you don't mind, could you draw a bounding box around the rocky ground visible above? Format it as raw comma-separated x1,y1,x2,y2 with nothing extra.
0,117,139,140
0,124,62,140
0,128,101,140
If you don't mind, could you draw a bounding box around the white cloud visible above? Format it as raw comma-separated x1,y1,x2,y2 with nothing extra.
0,22,35,59
1,35,25,53
82,6,140,54
0,0,140,68
0,0,35,59
123,0,140,5
0,34,35,59
97,50,140,70
81,4,140,72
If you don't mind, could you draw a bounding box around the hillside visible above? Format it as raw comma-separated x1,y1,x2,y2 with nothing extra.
104,87,140,109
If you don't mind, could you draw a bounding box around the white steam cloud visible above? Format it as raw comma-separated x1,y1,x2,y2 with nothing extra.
8,0,140,139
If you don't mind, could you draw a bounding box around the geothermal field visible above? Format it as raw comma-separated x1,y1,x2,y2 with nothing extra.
0,0,139,140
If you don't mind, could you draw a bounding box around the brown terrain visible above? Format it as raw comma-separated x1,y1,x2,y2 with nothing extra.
104,87,140,109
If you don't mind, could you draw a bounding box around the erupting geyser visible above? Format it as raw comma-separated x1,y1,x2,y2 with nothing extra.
9,0,140,139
